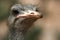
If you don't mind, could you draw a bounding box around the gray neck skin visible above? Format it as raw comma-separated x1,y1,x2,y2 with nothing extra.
9,18,38,40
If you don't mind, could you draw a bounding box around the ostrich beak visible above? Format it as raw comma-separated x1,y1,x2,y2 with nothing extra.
16,10,42,19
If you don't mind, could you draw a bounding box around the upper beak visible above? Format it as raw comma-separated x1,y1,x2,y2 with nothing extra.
16,10,41,19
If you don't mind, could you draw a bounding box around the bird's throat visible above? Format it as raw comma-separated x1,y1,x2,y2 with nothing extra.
20,18,38,31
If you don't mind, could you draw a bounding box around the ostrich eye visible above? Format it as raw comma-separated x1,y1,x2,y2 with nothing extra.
35,8,39,12
12,10,19,16
36,9,39,12
36,7,41,13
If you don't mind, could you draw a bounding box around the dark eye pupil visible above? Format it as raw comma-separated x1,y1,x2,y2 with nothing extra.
12,10,19,16
36,9,39,12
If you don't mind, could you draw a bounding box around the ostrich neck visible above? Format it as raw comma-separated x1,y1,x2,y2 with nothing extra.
9,18,38,40
9,30,24,40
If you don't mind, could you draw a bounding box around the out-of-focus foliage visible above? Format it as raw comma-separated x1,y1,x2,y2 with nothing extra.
0,0,17,21
25,27,42,40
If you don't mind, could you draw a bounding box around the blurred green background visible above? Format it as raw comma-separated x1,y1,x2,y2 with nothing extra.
0,0,18,40
0,0,17,21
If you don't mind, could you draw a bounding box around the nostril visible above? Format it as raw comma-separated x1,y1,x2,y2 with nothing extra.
30,12,34,14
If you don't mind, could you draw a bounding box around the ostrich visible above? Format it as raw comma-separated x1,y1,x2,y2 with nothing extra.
8,4,42,40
